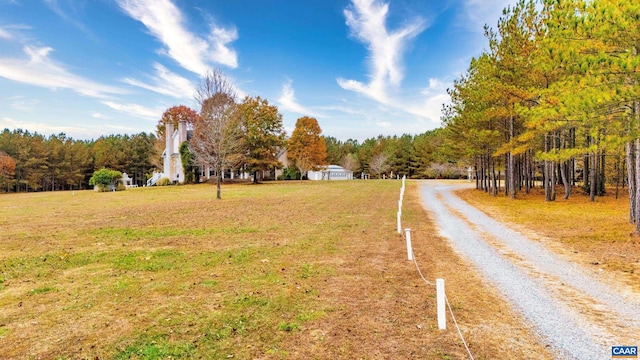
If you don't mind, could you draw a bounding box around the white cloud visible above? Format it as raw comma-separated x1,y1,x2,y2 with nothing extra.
122,63,195,99
8,96,38,112
318,104,368,117
0,116,107,138
92,112,108,119
117,0,238,74
43,0,93,37
0,45,125,98
103,124,136,132
330,76,449,133
0,24,32,42
101,101,162,120
0,27,12,40
404,77,450,124
209,26,238,68
337,0,426,103
277,79,322,117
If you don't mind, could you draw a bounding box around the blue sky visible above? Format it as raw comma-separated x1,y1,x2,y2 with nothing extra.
0,0,515,141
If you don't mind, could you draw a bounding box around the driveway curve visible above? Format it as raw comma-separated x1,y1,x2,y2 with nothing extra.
418,180,640,360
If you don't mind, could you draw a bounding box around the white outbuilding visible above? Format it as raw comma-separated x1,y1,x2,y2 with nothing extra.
307,165,353,180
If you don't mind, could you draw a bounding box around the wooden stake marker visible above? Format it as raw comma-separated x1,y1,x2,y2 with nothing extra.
405,228,412,261
437,278,446,330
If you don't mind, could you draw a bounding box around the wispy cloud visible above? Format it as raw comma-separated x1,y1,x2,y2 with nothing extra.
0,46,125,98
117,0,238,74
0,27,12,40
101,101,163,120
8,96,39,112
43,0,94,37
0,24,32,41
318,104,368,117
277,79,322,117
328,76,448,133
337,0,426,103
404,78,450,125
91,112,108,119
103,124,136,132
0,116,108,138
122,63,195,99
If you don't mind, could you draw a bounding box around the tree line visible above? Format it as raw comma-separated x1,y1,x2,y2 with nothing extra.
0,129,157,192
323,128,458,179
0,124,466,194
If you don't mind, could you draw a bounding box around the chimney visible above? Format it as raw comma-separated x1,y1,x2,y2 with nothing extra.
178,120,187,144
164,121,174,176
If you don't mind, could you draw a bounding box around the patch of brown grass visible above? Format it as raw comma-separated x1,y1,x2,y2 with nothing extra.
0,181,551,359
456,186,640,290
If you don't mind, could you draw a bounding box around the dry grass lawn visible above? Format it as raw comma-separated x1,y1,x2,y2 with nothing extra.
456,185,640,291
0,180,551,359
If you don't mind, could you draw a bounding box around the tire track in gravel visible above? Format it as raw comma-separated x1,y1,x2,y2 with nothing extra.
419,181,640,360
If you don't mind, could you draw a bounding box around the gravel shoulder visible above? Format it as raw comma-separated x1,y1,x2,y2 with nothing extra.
419,180,640,360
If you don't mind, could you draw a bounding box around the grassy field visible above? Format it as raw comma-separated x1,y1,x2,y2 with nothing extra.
457,186,640,290
0,180,552,359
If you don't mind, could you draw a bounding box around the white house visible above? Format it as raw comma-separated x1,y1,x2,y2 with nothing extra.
146,120,189,186
147,121,290,186
165,120,188,183
307,165,353,181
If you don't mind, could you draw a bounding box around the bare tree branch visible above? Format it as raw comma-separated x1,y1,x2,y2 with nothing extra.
294,156,314,180
369,153,389,178
340,153,360,172
191,70,244,199
194,69,237,107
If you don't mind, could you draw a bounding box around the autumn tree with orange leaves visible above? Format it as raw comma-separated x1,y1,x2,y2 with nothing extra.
156,105,198,140
288,116,327,179
0,151,16,192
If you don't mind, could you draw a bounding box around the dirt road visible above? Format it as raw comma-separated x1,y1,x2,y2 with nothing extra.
419,181,640,360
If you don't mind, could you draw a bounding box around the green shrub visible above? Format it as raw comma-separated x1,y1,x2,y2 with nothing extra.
179,142,196,183
156,177,171,186
89,168,123,191
282,166,300,180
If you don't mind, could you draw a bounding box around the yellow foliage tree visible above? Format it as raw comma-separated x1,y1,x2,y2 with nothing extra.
288,116,327,179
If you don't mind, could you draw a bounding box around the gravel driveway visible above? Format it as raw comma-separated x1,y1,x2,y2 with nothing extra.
418,181,640,360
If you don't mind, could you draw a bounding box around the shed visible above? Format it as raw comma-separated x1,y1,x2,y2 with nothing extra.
307,165,353,181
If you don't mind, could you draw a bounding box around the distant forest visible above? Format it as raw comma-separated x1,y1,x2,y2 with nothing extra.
0,127,460,193
0,129,158,192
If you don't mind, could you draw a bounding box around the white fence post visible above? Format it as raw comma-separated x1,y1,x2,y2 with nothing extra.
436,278,446,330
397,211,402,234
405,228,412,261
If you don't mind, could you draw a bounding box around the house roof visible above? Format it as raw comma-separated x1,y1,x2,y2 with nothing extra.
313,165,352,172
